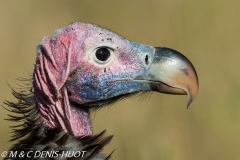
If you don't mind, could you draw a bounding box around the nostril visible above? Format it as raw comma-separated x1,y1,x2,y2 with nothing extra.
145,55,149,65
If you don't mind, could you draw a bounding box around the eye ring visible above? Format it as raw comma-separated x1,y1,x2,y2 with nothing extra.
95,48,111,62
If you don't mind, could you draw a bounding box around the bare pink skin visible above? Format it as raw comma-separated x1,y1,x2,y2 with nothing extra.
33,22,141,137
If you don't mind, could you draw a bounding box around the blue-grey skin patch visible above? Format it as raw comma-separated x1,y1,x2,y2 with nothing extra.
79,80,151,102
77,71,151,103
129,42,155,68
130,42,154,54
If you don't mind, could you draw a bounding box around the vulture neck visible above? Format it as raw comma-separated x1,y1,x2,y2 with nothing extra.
37,88,94,137
58,103,94,137
40,97,93,137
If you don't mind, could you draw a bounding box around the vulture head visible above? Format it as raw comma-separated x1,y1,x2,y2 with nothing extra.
5,22,198,159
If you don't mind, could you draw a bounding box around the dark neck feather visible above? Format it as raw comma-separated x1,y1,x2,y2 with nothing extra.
3,78,113,159
3,77,42,142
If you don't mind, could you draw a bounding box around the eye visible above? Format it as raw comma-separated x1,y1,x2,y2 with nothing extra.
95,48,111,61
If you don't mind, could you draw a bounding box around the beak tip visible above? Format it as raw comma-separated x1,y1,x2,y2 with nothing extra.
186,87,198,109
187,100,193,109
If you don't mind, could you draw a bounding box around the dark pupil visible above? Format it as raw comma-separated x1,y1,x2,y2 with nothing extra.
145,55,149,65
95,48,110,61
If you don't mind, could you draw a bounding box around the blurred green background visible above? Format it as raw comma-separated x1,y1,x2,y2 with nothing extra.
1,0,240,159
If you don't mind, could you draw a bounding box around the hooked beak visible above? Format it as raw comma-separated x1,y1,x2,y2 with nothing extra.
131,43,199,108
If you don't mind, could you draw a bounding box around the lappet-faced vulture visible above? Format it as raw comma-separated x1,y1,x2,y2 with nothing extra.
4,22,198,160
